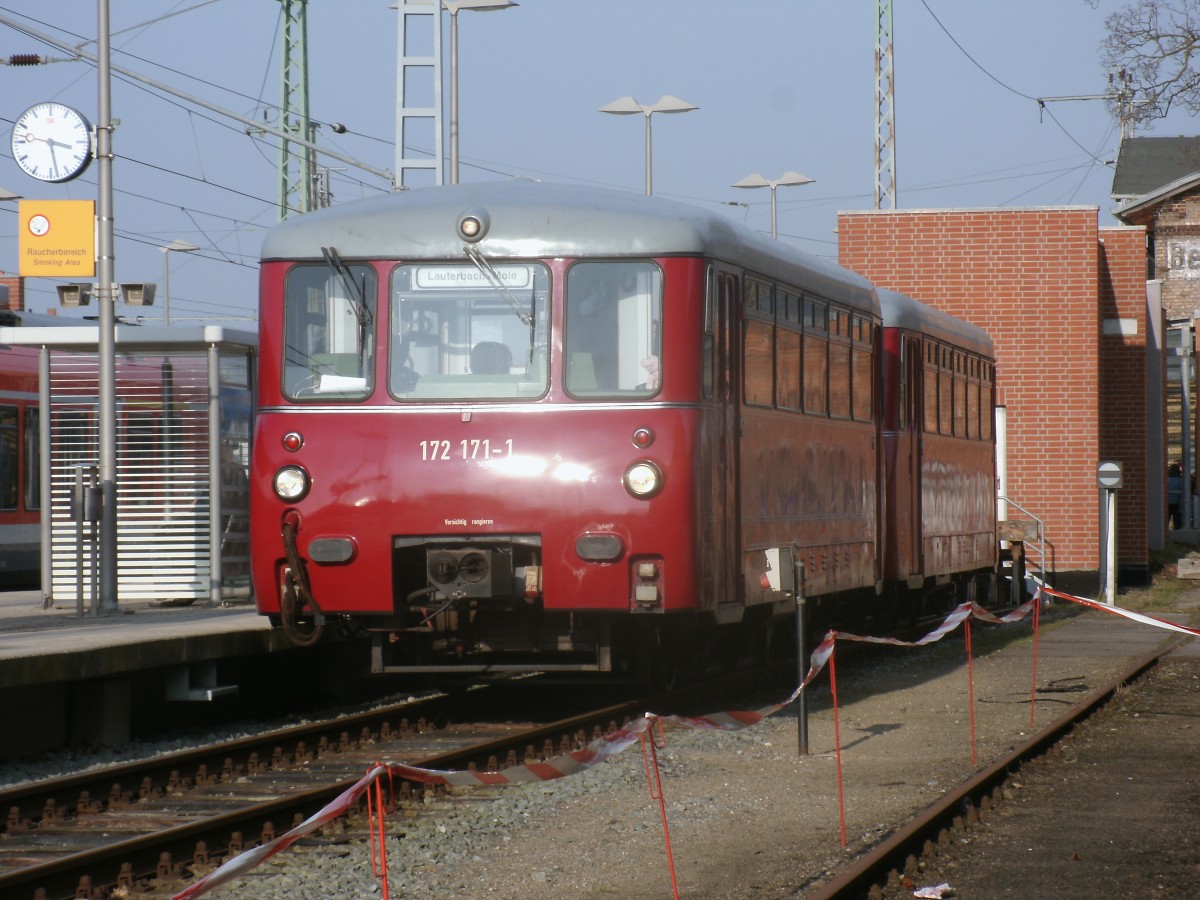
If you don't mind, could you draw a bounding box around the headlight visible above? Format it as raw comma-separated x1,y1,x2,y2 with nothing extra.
273,465,311,502
623,460,663,499
457,207,490,242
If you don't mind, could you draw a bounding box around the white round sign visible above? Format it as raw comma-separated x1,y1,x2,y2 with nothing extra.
1097,460,1123,490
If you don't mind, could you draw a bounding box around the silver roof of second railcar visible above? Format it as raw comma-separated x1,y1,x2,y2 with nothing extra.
877,289,994,358
261,179,878,312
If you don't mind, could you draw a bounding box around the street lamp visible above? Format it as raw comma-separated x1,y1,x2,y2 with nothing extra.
160,239,199,326
444,0,518,185
600,95,698,195
732,171,815,239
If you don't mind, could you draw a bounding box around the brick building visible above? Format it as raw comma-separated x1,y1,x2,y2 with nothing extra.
1112,137,1200,523
838,207,1156,590
1116,177,1200,322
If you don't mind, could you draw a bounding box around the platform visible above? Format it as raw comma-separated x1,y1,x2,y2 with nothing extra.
0,589,288,690
0,588,344,759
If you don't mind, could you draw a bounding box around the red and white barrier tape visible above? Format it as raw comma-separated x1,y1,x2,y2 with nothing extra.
1036,584,1200,638
173,598,1035,899
831,598,1036,651
173,766,388,899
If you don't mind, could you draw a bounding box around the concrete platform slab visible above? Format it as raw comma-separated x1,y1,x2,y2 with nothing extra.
0,588,289,689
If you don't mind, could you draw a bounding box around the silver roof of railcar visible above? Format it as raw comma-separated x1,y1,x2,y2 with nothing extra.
261,179,878,313
877,289,993,358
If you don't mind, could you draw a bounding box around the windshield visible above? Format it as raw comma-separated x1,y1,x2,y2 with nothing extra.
282,262,377,400
564,261,663,397
389,262,550,400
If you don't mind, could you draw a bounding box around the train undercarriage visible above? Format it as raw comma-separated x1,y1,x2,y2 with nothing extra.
276,525,1001,686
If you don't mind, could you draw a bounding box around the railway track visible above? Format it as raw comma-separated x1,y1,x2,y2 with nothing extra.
0,687,633,899
0,672,762,900
808,638,1185,899
8,610,1162,899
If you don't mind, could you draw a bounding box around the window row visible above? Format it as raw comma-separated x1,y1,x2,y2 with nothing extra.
282,260,664,402
745,278,875,344
743,278,876,421
922,341,994,440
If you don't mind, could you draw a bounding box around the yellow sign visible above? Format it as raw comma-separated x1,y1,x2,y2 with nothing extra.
18,199,96,278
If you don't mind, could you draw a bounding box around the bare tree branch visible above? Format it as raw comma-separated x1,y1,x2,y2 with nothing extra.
1099,0,1200,124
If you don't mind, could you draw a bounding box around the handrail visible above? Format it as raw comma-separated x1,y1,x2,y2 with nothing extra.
997,495,1046,598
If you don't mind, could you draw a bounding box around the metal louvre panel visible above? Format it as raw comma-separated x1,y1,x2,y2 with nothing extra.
48,350,212,602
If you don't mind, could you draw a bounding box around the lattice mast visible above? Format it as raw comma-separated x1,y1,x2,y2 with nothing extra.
874,0,896,209
394,2,444,188
278,0,312,219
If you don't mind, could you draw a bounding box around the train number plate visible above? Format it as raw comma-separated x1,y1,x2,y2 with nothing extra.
421,439,514,461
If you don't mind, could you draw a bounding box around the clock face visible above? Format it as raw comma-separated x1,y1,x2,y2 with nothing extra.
10,102,93,183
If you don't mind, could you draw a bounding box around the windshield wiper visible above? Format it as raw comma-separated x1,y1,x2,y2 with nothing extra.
321,246,373,329
463,244,533,325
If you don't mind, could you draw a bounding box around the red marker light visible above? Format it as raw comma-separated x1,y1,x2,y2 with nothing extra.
282,431,303,452
632,427,654,449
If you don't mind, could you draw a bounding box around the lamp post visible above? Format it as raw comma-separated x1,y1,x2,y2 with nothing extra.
159,239,199,326
731,171,815,239
599,95,697,195
444,0,517,185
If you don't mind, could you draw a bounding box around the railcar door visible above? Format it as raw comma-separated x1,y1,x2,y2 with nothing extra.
905,335,922,574
715,271,740,605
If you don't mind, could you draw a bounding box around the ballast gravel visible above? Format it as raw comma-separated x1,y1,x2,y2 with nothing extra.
188,602,1194,900
4,600,1192,899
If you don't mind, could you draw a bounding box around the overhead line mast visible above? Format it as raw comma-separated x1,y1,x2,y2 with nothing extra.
875,0,896,209
278,0,311,219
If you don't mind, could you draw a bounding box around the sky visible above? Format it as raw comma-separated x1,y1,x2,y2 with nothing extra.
0,0,1195,325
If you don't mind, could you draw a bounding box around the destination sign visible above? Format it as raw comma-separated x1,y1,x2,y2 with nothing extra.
414,265,531,290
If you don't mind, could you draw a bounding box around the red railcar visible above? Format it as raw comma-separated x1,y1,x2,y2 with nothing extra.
251,181,993,678
0,344,41,583
878,290,997,622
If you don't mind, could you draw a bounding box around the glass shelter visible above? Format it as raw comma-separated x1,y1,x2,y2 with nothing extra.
0,324,257,608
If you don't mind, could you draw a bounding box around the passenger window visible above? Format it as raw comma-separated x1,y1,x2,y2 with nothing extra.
828,339,851,418
777,328,801,410
743,319,774,407
282,262,377,401
0,406,16,511
565,262,663,398
24,407,38,511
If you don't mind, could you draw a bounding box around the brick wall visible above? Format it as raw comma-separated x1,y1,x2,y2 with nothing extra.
838,207,1149,583
0,273,23,310
1098,226,1151,573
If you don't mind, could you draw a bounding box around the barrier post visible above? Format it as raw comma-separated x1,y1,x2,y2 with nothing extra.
794,557,808,756
1030,589,1042,728
829,642,847,847
965,616,977,766
366,771,389,898
640,719,680,900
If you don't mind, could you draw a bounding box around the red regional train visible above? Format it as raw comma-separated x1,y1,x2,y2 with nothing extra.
251,180,997,680
0,339,42,584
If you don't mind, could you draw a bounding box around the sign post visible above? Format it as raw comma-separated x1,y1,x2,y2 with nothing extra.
1097,461,1123,605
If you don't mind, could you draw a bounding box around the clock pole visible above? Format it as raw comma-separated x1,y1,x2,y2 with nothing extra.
96,0,118,613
